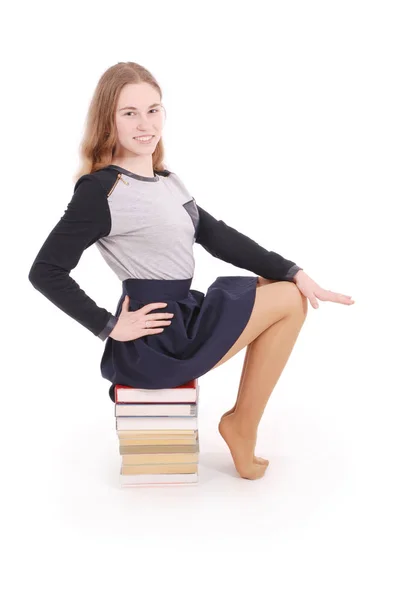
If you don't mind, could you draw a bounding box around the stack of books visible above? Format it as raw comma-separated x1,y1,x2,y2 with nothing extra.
114,379,200,487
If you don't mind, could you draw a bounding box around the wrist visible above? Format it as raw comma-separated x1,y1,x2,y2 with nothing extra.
97,314,118,341
293,268,304,282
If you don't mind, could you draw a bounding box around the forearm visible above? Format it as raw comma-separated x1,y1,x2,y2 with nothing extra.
195,205,302,281
28,262,116,339
27,175,118,341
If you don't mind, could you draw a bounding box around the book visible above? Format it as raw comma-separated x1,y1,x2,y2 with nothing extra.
115,402,198,417
120,443,199,454
115,380,199,403
121,452,199,465
115,379,199,403
121,463,198,475
116,416,197,431
117,429,197,437
118,436,198,447
115,378,200,486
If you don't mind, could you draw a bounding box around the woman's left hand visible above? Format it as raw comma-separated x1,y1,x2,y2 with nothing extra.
293,270,355,309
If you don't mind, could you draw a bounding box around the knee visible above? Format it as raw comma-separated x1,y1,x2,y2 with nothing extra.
282,281,308,319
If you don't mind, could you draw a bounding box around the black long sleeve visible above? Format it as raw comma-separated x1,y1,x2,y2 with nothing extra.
28,175,118,341
194,204,302,281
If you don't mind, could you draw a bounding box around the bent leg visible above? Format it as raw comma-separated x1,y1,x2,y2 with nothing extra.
217,283,308,480
210,279,297,371
220,275,279,418
219,278,281,465
233,297,307,435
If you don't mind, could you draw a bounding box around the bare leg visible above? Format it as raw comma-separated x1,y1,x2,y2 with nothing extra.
219,342,270,465
220,343,251,420
220,277,274,422
218,307,307,480
219,277,276,465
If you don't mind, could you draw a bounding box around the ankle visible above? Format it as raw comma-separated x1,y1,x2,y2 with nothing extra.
230,411,258,439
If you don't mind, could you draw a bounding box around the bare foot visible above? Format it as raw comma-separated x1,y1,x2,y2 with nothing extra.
219,410,269,465
218,413,269,479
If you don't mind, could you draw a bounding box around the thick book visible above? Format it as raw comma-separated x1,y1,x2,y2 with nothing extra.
115,379,199,403
122,452,199,466
116,416,197,431
121,463,198,475
117,429,197,438
115,402,198,417
120,443,199,454
118,436,198,447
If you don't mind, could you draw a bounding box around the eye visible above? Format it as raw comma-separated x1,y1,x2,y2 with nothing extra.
124,109,160,116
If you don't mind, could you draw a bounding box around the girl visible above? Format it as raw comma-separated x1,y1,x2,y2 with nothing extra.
28,61,354,480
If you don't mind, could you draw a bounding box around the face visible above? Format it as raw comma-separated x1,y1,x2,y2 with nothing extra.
114,82,165,158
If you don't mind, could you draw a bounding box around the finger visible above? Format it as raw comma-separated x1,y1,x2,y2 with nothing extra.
142,303,168,313
121,295,130,311
315,289,355,305
144,320,172,328
144,312,174,321
316,290,345,303
328,291,355,304
309,294,319,309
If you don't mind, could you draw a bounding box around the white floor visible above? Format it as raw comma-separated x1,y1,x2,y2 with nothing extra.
4,314,400,599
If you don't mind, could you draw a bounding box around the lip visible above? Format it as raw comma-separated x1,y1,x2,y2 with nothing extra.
134,135,155,139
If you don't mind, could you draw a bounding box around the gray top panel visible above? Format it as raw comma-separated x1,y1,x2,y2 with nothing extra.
96,166,199,281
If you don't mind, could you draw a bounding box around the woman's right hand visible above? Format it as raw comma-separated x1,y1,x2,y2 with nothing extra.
109,295,174,342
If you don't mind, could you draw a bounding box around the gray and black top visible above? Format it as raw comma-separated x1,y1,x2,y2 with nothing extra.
28,164,302,341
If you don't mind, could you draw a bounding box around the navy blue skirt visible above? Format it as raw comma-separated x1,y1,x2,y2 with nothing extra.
100,275,258,402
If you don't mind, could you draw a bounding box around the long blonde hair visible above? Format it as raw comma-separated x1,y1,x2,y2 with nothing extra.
73,61,167,183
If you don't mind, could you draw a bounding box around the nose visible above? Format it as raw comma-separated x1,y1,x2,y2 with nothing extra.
136,112,152,128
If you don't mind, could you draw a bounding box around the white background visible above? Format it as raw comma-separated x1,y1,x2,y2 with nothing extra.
2,0,400,597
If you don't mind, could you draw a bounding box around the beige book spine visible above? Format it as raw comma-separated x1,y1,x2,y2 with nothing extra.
121,452,199,465
121,463,198,475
